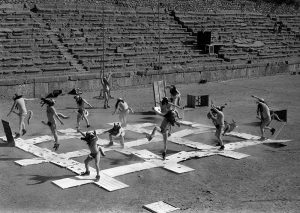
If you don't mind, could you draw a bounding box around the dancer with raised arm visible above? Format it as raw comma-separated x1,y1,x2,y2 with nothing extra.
101,71,112,109
146,108,180,160
74,94,93,132
79,130,105,182
40,98,69,151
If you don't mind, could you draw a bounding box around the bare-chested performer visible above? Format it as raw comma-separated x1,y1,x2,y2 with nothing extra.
74,95,93,131
156,97,182,117
166,84,181,106
102,123,125,148
207,104,225,150
40,98,68,151
154,97,183,136
146,109,180,160
112,98,134,127
251,95,276,140
79,130,105,181
7,94,35,138
101,71,112,109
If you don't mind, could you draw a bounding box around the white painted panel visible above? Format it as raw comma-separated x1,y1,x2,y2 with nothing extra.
169,129,195,138
58,135,79,140
177,120,194,126
225,139,291,151
23,135,53,144
263,139,291,144
59,149,90,159
52,177,92,189
164,163,195,174
130,149,162,160
57,128,78,134
0,136,7,141
143,201,180,213
191,129,214,134
93,173,129,191
168,137,214,150
191,123,214,128
219,150,250,159
102,162,157,177
15,158,48,166
226,132,260,140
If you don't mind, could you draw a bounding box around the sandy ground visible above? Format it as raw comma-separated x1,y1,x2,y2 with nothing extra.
0,74,299,213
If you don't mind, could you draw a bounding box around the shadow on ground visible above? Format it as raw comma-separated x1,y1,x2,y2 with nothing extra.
25,174,75,185
0,156,24,161
243,121,261,127
134,111,156,115
263,143,287,148
108,154,142,166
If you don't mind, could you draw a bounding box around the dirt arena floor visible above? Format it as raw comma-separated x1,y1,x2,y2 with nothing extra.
0,74,299,213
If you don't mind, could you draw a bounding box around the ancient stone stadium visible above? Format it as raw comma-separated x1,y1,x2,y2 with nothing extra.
0,1,299,213
0,0,299,98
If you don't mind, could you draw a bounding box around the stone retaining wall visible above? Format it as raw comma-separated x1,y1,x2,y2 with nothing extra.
0,62,299,99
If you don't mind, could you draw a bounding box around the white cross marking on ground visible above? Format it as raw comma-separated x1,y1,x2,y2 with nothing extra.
7,121,291,191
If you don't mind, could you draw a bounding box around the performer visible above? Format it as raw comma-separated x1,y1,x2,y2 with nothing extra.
207,104,225,150
166,84,181,106
251,95,277,140
156,97,182,117
154,97,183,136
112,98,134,127
101,71,112,109
40,98,68,151
222,119,237,136
7,94,35,138
102,123,125,148
79,130,105,181
146,109,180,160
74,95,93,131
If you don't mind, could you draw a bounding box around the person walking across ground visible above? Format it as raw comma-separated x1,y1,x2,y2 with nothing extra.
74,95,93,132
251,95,276,140
112,98,134,127
79,130,105,181
7,94,35,138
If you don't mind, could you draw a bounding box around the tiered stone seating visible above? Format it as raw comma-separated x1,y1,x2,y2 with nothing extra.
175,11,300,64
0,6,76,77
32,3,222,74
0,1,298,80
276,14,300,33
